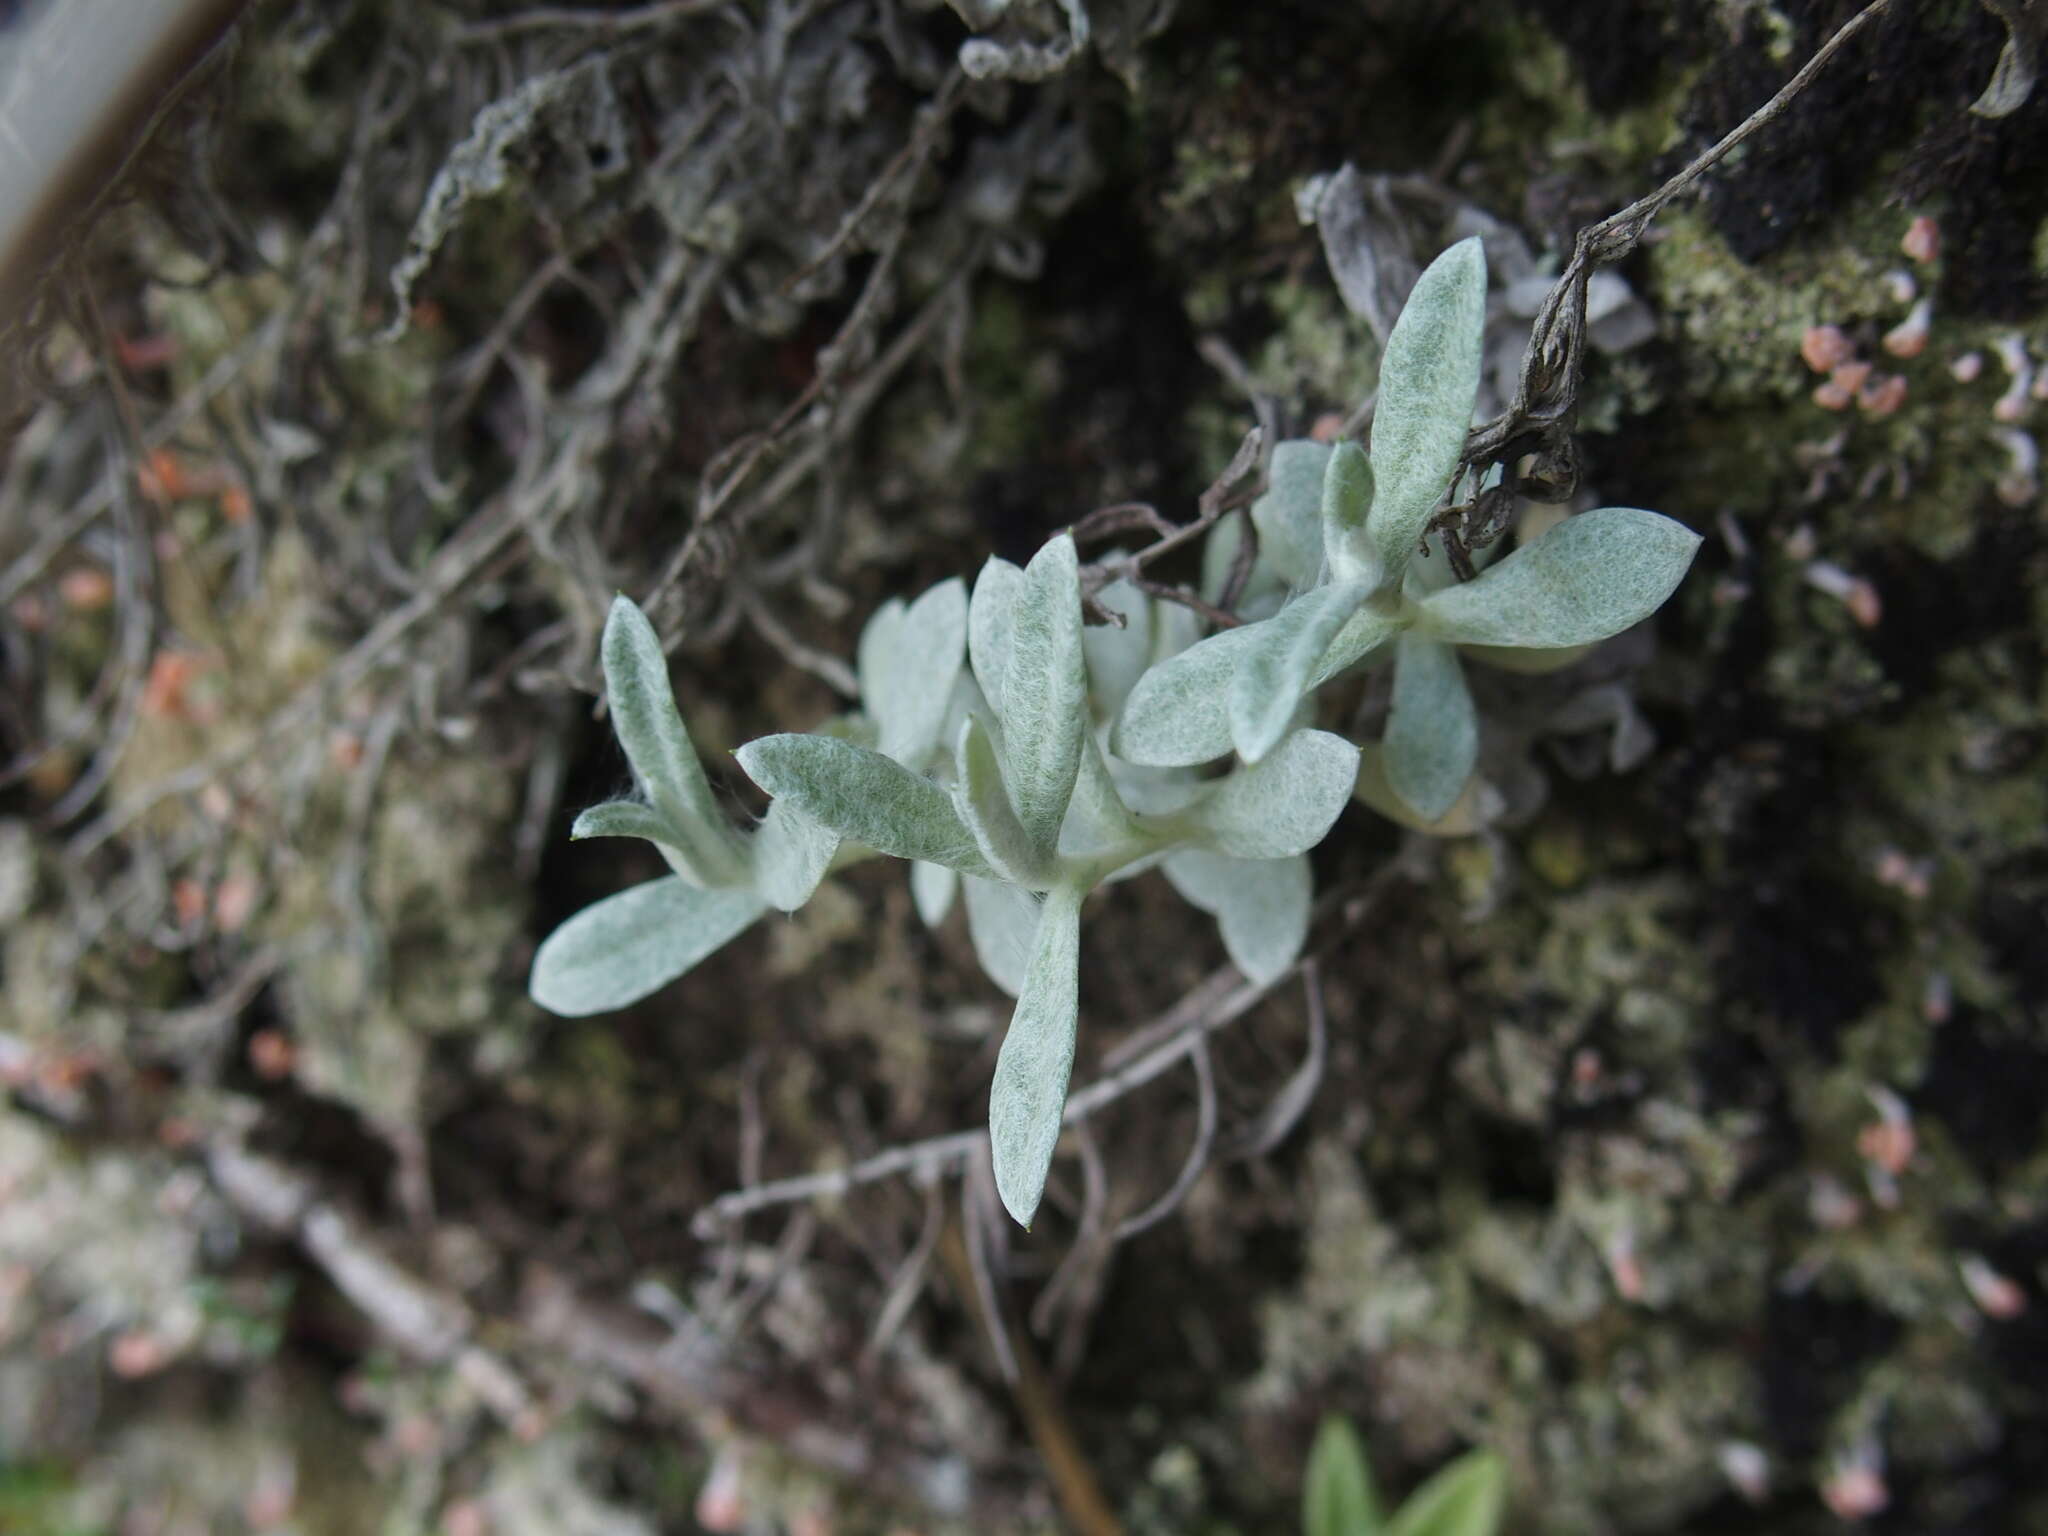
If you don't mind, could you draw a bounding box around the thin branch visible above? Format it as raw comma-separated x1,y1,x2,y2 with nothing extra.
691,965,1273,1233
962,1156,1021,1384
1457,0,1896,515
451,0,727,42
862,1174,947,1367
740,588,861,698
1112,1036,1218,1242
1226,959,1328,1161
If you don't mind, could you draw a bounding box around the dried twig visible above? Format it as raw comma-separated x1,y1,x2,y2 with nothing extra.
1111,1036,1218,1242
1453,0,1897,532
451,0,728,42
1225,960,1329,1161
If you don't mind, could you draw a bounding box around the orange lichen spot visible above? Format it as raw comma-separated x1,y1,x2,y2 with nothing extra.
1961,1255,2027,1321
1857,1110,1915,1177
213,872,258,933
220,485,254,524
1881,299,1931,358
1308,412,1347,443
172,877,208,927
141,649,205,720
1857,373,1907,418
136,448,196,503
1823,1464,1889,1522
1901,214,1939,264
1800,324,1854,374
247,1029,296,1081
57,566,113,610
108,1328,172,1379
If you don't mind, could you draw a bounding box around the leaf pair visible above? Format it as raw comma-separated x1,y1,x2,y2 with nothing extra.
1304,1415,1506,1536
737,537,1089,890
1120,497,1698,817
529,598,840,1017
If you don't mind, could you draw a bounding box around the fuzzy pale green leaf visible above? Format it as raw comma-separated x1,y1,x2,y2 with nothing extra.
1413,507,1701,650
998,534,1087,861
571,799,684,848
1081,576,1154,714
1190,728,1358,859
530,876,766,1016
749,798,839,912
989,880,1085,1226
875,578,968,765
911,860,958,927
1059,731,1137,860
1364,238,1486,589
964,873,1040,998
1112,622,1260,767
1308,599,1405,688
855,597,904,710
1304,1414,1383,1536
736,734,991,877
1321,441,1377,582
1382,1451,1505,1536
969,555,1026,712
1383,634,1477,824
602,596,745,882
1252,439,1334,588
1229,581,1369,763
572,799,703,884
954,716,1052,887
1162,849,1311,986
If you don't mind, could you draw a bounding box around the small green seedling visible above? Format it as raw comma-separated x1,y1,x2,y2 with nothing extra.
1304,1414,1506,1536
529,238,1702,1226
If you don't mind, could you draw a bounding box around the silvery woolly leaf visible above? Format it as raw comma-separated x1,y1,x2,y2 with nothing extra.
1162,848,1311,986
1383,633,1478,824
602,596,746,883
965,873,1040,998
1381,1450,1506,1536
1229,580,1370,763
529,876,766,1017
969,555,1026,711
571,799,684,849
953,716,1052,887
572,799,703,885
875,578,968,765
1307,599,1405,689
1251,439,1333,588
989,880,1085,1226
1412,507,1701,650
1364,237,1486,590
1354,744,1497,836
736,734,992,877
1081,576,1154,716
911,860,958,928
1320,441,1377,582
1112,622,1259,767
998,535,1087,862
1189,728,1358,859
1304,1414,1384,1536
1059,730,1137,860
855,597,904,711
749,798,838,912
